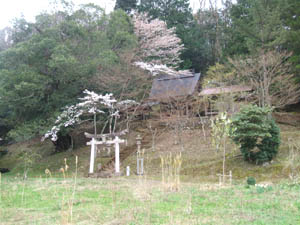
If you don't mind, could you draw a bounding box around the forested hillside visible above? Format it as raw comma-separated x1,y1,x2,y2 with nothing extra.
0,0,299,143
1,1,300,223
0,3,143,142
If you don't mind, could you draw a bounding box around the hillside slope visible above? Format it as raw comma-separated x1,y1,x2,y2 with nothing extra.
1,113,300,183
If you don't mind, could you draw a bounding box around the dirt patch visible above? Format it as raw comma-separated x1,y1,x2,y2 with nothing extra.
273,112,300,126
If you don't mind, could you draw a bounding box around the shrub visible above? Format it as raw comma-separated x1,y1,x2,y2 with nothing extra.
230,105,280,164
247,176,256,186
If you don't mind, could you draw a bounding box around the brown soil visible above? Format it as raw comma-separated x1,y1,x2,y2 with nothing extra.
273,112,300,126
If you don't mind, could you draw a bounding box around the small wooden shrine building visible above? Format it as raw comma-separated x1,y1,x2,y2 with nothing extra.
139,72,253,118
149,73,201,101
147,73,201,117
198,85,253,115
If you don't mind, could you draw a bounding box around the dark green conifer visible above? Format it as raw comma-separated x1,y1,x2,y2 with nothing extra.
114,0,137,13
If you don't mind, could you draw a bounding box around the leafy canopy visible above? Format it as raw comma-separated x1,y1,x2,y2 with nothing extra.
0,3,136,141
227,0,286,55
115,0,137,13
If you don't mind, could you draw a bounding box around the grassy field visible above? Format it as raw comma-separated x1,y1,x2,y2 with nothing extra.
1,115,300,224
0,174,300,225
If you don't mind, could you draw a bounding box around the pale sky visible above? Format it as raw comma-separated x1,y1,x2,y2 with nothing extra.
0,0,216,29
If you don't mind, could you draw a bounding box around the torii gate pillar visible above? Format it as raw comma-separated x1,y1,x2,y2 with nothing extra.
108,136,125,174
87,138,103,174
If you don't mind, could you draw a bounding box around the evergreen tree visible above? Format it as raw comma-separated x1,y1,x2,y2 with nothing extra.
114,0,137,13
0,27,12,52
282,0,300,80
139,0,192,29
227,0,286,54
230,105,280,164
179,20,214,72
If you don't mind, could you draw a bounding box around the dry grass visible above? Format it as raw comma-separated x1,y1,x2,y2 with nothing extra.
123,119,300,184
1,113,300,184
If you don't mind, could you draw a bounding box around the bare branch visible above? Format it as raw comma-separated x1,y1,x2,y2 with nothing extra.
230,50,300,109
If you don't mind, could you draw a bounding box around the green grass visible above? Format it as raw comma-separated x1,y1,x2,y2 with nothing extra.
1,117,300,224
1,174,300,224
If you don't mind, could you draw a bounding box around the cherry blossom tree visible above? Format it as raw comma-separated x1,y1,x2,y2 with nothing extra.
78,90,116,136
133,62,192,76
133,13,184,67
43,90,118,142
132,13,197,77
43,105,83,142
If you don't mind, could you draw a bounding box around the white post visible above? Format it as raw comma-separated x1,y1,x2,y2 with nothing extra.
137,157,139,175
89,138,96,174
126,166,130,176
115,138,120,173
100,136,124,174
141,158,144,175
87,138,103,174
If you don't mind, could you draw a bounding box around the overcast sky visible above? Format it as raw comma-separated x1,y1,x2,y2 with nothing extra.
0,0,216,29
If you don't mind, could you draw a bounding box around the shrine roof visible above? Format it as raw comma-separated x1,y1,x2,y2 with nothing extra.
199,85,253,96
149,73,201,100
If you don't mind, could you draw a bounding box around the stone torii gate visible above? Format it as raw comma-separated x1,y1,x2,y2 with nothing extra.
86,134,125,174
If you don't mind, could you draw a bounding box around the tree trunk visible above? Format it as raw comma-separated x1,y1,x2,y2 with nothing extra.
54,134,72,152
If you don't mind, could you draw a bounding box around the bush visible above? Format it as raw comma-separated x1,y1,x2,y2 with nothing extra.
230,105,280,164
247,176,256,186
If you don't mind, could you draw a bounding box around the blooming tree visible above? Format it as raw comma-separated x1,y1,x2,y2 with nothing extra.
43,90,118,142
43,105,83,142
132,13,196,77
78,90,117,135
116,99,139,110
133,13,184,67
133,62,193,76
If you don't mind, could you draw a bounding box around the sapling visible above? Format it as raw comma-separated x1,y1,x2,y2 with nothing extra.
211,112,232,184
